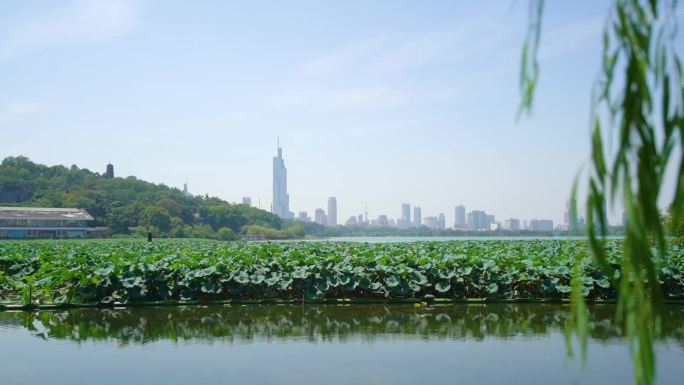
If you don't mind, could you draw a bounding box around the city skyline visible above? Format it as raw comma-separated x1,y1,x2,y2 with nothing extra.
264,142,600,229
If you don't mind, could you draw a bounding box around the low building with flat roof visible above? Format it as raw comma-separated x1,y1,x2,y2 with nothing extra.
0,207,94,239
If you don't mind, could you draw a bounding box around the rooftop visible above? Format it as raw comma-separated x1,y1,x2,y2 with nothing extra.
0,207,94,221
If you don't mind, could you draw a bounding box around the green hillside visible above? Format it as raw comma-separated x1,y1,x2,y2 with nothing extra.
0,156,303,239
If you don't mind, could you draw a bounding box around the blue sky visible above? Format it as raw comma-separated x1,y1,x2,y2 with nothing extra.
1,0,672,226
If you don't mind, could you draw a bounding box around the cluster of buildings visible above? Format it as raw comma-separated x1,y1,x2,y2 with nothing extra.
261,143,615,233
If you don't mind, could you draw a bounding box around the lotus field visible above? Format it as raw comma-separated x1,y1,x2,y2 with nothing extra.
0,239,682,306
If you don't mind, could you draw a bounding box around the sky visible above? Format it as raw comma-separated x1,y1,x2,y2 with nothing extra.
0,0,680,226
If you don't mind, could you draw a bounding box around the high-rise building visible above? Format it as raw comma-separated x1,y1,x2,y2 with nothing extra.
315,209,327,225
413,207,422,227
298,211,309,221
503,218,521,231
529,219,554,232
564,199,571,228
378,215,389,227
424,216,438,229
105,163,114,178
242,197,252,207
401,203,411,228
438,213,446,230
454,205,466,229
327,197,337,226
272,143,291,218
357,214,364,225
467,210,490,230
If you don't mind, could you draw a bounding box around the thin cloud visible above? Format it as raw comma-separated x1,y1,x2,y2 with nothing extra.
0,101,47,123
272,89,410,112
302,36,387,76
300,17,517,80
1,0,141,58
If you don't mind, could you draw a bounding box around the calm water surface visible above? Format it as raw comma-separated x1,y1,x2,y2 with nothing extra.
0,304,682,385
306,236,625,243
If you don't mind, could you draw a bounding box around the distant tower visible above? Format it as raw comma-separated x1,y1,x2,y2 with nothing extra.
272,139,291,218
401,203,411,228
413,206,422,227
242,197,252,207
327,197,338,226
105,163,114,178
183,179,192,197
454,205,466,229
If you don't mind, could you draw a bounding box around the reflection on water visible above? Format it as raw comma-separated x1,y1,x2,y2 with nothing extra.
1,304,683,346
2,304,683,385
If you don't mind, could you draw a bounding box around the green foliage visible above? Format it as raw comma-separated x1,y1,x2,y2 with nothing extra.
216,227,236,241
139,206,172,232
0,239,681,305
0,156,287,239
520,2,684,385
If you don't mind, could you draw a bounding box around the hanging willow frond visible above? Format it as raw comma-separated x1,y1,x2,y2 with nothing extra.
520,1,684,385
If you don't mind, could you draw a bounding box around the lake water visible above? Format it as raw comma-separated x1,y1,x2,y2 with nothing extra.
0,304,682,385
302,236,625,243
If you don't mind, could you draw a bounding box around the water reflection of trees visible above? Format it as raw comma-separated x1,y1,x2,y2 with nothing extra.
1,304,682,346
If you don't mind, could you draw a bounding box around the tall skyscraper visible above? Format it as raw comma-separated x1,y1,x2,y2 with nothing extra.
438,213,446,230
272,142,291,218
327,197,338,226
401,203,411,228
454,205,466,228
413,207,422,227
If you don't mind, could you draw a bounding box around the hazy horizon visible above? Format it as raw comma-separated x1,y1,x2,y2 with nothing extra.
2,0,681,226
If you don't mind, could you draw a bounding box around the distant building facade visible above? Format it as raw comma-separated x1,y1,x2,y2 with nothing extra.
467,210,491,230
401,203,411,228
272,144,291,219
454,205,466,229
413,207,422,227
0,207,93,239
529,219,554,232
297,211,310,222
242,197,252,207
315,209,327,225
503,218,521,231
438,213,446,230
378,215,389,227
327,197,337,226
